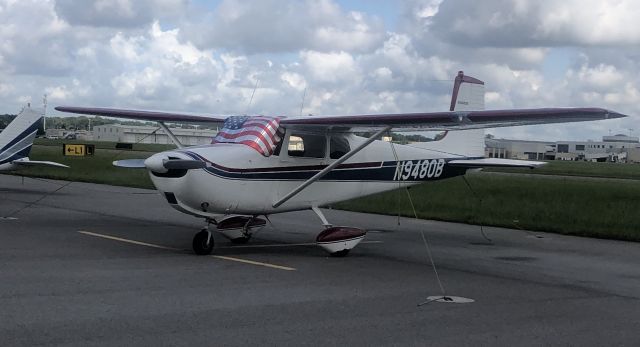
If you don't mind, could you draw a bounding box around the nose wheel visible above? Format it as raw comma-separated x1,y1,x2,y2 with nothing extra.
192,228,214,255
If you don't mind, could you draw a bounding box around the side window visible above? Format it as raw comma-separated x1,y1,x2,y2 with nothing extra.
288,133,326,158
330,136,350,159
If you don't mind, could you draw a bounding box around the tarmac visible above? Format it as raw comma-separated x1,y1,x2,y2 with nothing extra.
1,174,639,346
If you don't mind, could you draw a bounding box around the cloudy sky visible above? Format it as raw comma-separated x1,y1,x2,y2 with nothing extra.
1,0,638,140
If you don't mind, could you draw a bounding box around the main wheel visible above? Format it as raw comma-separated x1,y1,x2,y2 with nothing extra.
193,229,214,255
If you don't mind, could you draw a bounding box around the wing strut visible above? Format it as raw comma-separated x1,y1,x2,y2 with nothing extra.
158,122,184,149
272,125,392,208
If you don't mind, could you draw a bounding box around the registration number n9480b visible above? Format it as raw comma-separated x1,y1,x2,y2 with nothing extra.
392,159,445,181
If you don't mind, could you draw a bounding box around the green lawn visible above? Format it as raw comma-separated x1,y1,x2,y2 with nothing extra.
486,160,640,180
34,138,176,152
21,144,155,189
335,173,640,241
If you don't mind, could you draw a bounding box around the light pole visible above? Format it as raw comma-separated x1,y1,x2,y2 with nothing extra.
43,94,47,131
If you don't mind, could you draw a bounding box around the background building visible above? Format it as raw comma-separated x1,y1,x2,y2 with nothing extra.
93,124,217,146
487,134,640,163
485,139,554,160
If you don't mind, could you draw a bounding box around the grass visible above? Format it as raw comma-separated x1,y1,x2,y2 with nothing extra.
20,145,155,189
334,173,640,242
487,160,640,180
34,138,176,152
13,140,640,241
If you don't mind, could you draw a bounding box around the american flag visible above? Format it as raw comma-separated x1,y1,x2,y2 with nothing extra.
212,116,283,156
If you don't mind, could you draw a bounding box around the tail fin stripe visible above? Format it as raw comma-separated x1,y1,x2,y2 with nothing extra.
0,146,33,165
0,129,37,160
0,120,40,153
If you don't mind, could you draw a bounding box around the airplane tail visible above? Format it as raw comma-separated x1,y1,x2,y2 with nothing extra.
411,71,486,157
0,107,42,165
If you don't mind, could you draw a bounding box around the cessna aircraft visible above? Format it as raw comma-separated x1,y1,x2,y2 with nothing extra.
56,72,626,256
0,107,67,171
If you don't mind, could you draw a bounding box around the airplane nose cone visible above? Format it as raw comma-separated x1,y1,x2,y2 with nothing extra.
144,153,169,173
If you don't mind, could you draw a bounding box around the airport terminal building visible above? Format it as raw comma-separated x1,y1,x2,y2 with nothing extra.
486,134,640,162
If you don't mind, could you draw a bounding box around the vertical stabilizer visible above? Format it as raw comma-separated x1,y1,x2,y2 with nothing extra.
0,107,42,165
438,71,486,157
450,71,485,111
407,71,487,157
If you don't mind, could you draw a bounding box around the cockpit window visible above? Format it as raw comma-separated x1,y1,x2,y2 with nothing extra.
288,133,326,158
330,136,350,159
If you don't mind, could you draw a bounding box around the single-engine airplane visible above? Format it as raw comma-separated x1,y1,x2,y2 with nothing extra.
56,71,626,256
0,107,68,171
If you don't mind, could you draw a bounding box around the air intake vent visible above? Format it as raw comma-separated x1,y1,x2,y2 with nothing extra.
164,192,178,204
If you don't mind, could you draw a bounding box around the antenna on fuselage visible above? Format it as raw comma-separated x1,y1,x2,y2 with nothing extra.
246,78,259,114
299,87,306,117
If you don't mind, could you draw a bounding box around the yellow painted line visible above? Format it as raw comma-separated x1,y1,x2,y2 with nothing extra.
77,230,181,251
77,230,296,271
216,240,383,249
212,255,296,271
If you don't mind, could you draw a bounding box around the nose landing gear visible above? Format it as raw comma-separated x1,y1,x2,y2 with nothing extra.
192,228,214,255
216,215,266,244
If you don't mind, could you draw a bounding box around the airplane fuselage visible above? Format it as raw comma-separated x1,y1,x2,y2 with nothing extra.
147,134,471,219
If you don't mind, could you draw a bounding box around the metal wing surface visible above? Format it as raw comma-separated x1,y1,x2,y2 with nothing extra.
280,107,627,132
56,106,626,133
55,106,227,124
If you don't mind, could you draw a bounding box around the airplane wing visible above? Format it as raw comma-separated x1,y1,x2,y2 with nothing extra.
448,158,546,169
280,107,626,132
54,106,227,124
55,106,626,133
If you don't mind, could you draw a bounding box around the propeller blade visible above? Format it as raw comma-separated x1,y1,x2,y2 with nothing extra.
163,159,206,170
113,159,147,168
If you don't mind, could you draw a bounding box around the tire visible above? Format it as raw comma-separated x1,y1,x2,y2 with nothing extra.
193,229,214,255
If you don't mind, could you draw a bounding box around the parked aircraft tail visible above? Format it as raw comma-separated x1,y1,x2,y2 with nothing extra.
430,71,546,168
0,106,67,171
410,71,486,157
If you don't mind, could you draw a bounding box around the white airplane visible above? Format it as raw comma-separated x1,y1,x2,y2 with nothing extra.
56,72,626,256
0,107,68,171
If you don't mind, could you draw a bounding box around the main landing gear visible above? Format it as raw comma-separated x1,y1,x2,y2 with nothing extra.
311,206,366,257
190,209,367,257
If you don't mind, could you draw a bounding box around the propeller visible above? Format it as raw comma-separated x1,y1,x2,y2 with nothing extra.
163,159,206,170
113,155,206,173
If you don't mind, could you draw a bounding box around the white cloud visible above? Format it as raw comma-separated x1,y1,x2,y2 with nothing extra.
301,51,357,84
181,0,386,54
54,0,187,28
0,0,637,142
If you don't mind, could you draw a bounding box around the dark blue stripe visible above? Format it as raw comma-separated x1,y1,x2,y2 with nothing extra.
0,117,41,154
181,151,468,182
0,145,32,165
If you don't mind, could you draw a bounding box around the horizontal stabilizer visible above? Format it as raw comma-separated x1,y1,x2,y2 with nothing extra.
448,158,546,169
113,159,147,168
12,159,68,168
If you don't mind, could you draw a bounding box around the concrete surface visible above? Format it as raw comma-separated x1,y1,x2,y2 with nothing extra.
1,174,639,346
